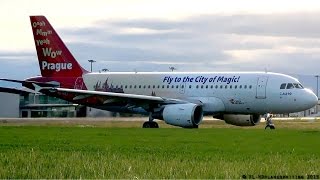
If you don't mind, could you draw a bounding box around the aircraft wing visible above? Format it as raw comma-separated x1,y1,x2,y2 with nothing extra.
39,87,188,108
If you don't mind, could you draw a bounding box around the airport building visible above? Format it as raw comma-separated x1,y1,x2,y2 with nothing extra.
0,92,20,118
19,92,79,118
0,90,113,118
0,91,81,118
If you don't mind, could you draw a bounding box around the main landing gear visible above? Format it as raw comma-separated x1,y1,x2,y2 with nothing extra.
142,121,159,128
142,114,159,128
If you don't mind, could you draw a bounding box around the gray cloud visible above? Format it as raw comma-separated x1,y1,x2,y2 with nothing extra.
0,52,35,60
2,12,320,81
58,12,320,74
104,13,320,38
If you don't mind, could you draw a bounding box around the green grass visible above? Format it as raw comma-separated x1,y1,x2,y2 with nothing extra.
0,125,319,178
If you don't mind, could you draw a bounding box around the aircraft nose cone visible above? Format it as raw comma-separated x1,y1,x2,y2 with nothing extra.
305,89,318,108
311,93,318,106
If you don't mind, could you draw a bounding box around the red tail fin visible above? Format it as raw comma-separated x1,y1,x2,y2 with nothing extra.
30,16,88,77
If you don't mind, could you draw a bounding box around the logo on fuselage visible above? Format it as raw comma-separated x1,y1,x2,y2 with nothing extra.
41,61,72,72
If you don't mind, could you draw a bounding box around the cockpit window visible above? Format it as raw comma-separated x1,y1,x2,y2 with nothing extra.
294,83,303,89
286,83,294,89
280,83,304,89
280,83,286,89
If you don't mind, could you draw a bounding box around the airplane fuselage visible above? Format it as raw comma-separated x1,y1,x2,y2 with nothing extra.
66,71,317,115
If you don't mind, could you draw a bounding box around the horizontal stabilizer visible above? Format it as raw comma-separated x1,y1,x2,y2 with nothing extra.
0,87,31,95
0,78,60,88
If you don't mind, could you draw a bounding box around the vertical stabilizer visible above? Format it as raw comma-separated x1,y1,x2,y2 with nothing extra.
30,16,88,77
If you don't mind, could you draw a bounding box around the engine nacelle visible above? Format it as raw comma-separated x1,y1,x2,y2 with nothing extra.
223,114,261,126
153,103,203,128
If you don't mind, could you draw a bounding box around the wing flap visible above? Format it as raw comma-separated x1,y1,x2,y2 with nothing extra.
40,87,186,106
54,88,165,102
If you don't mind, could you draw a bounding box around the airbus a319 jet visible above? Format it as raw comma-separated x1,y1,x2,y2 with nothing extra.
0,16,318,128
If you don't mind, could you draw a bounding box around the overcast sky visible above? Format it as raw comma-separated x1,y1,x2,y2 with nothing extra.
1,0,320,83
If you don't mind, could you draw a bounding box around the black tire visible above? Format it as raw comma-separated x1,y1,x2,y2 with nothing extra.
183,124,199,129
152,122,159,128
143,122,151,128
270,125,275,129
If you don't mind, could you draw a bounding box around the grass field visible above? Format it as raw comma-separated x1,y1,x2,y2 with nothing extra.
0,119,319,179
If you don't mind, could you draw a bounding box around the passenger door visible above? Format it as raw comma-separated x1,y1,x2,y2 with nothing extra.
256,77,268,99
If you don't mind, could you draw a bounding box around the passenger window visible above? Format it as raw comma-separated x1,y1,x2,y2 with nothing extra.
211,85,213,89
220,85,223,89
134,85,136,88
153,85,155,88
286,83,294,89
129,85,132,88
167,85,169,88
157,85,160,88
244,85,247,89
230,85,232,89
189,85,192,88
176,85,179,88
196,85,199,89
280,83,286,89
148,85,151,88
235,85,237,89
162,85,165,88
206,85,208,89
215,85,218,89
201,85,203,89
139,85,141,88
171,85,174,88
239,85,242,89
181,85,184,88
125,85,127,88
249,85,252,89
225,85,228,89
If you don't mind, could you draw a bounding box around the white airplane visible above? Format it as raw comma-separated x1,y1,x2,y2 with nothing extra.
1,16,318,128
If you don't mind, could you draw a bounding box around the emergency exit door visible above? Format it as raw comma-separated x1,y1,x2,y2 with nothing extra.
179,83,186,94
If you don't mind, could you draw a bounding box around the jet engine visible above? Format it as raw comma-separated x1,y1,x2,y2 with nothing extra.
152,103,203,128
222,114,261,126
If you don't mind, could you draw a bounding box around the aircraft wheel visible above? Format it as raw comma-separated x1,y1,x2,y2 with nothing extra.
152,122,159,128
142,121,159,128
143,122,151,128
270,125,275,129
184,124,198,129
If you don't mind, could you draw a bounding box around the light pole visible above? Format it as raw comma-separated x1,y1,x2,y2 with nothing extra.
315,75,319,114
88,59,96,72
